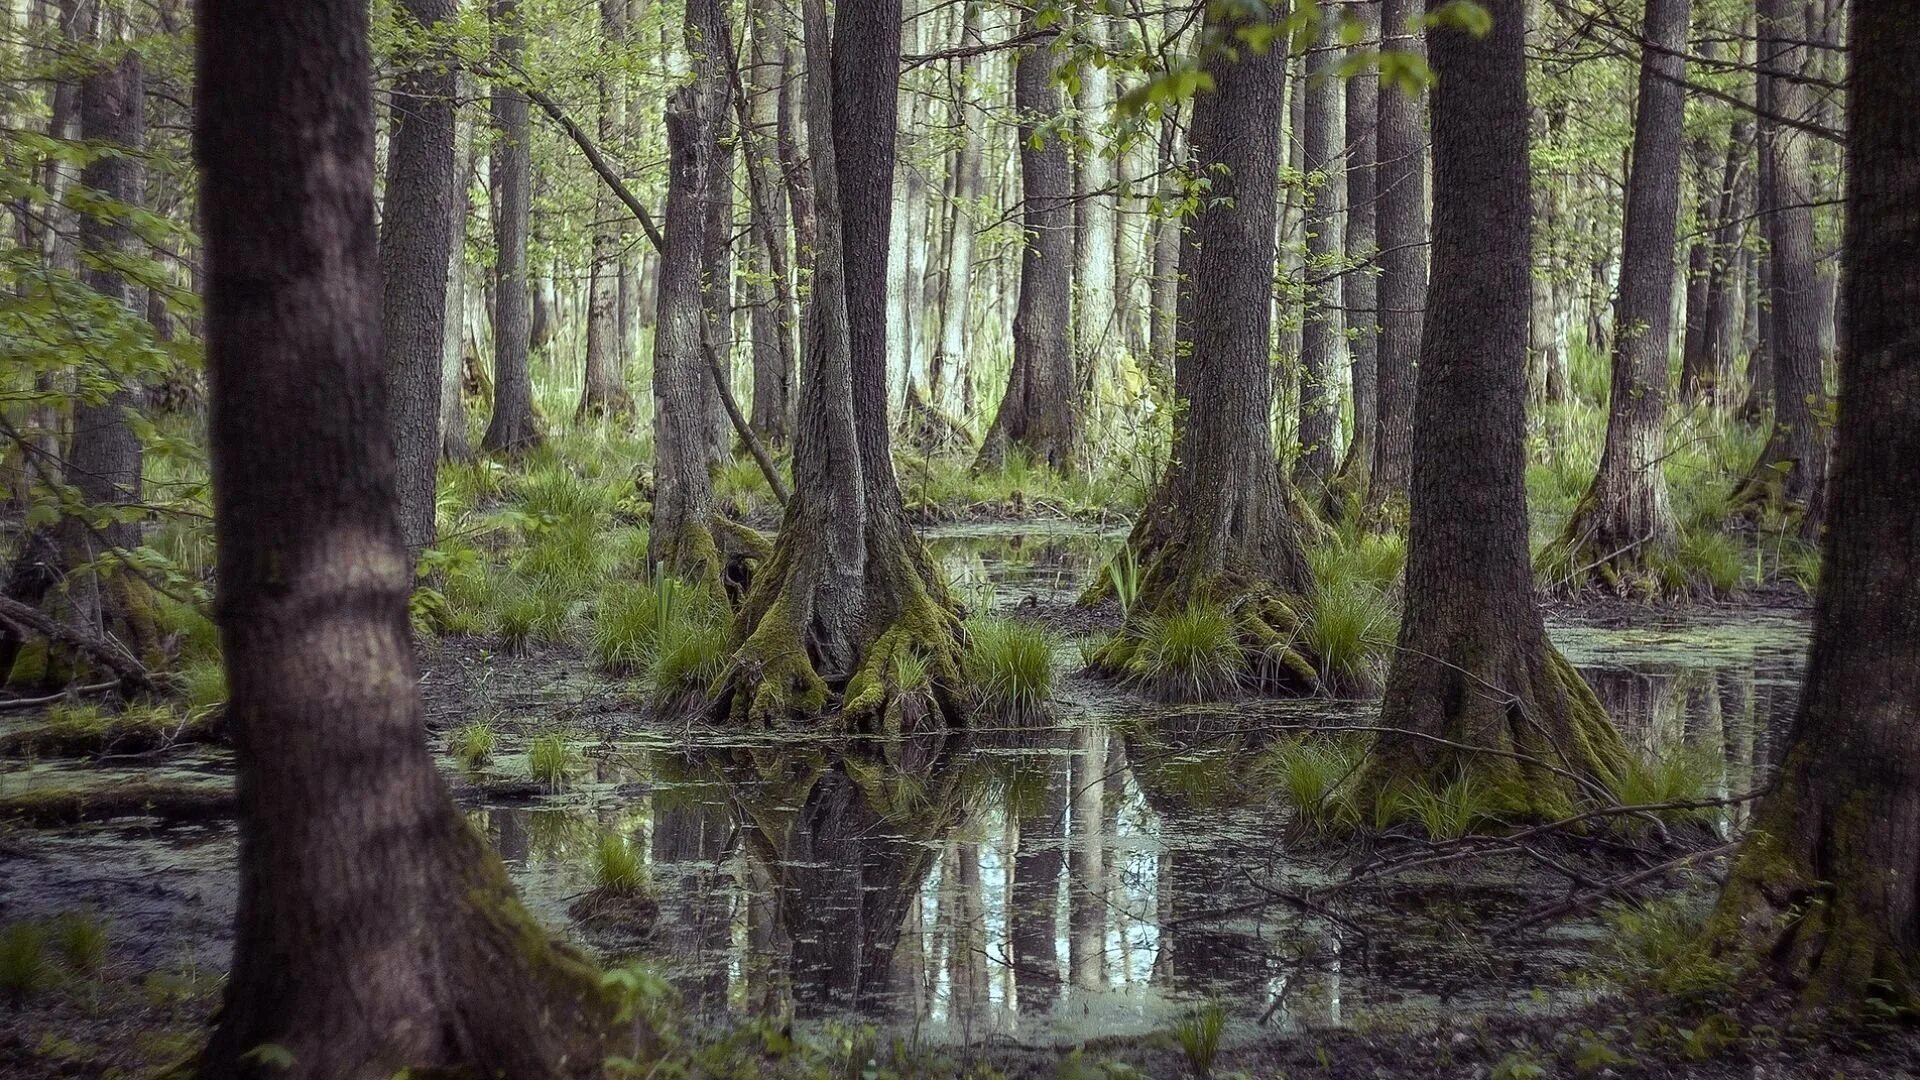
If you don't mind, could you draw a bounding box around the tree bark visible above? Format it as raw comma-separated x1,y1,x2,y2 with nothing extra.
193,1,619,1073
699,0,738,462
1679,48,1724,405
1731,0,1828,537
1366,0,1627,819
1700,4,1920,1010
1364,0,1426,521
580,0,635,420
1552,0,1689,591
441,90,476,463
1072,9,1119,417
745,0,796,447
1701,115,1755,401
930,0,984,420
649,0,731,580
974,8,1076,473
1334,0,1381,500
1293,9,1346,501
380,0,458,555
481,0,541,454
1086,3,1325,699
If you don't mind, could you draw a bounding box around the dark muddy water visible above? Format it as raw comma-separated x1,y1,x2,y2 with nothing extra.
0,524,1811,1047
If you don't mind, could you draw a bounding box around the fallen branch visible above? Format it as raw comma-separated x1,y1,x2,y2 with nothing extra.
0,594,158,693
1499,841,1739,934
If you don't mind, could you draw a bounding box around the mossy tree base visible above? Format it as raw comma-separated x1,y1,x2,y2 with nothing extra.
1544,486,1682,598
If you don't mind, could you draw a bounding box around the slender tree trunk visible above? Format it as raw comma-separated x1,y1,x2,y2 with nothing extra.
481,0,540,454
1293,9,1346,500
1732,0,1828,537
1146,11,1186,390
1366,0,1627,818
1700,5,1920,1008
931,0,984,421
1087,1,1326,698
1364,0,1426,520
1553,0,1689,590
746,0,796,447
441,94,476,462
649,0,731,579
1679,48,1724,404
1335,0,1380,499
974,8,1075,473
1071,9,1119,421
699,0,738,461
581,0,635,420
1702,115,1755,400
381,0,458,554
193,1,618,1072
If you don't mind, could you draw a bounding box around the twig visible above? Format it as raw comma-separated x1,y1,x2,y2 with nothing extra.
0,680,118,711
1499,841,1739,933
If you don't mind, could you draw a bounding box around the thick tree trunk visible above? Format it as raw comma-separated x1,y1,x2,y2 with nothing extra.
1087,2,1324,700
974,9,1076,473
1552,0,1688,591
580,0,635,420
1366,0,1627,819
193,2,618,1073
1731,0,1828,537
712,0,966,729
1334,0,1381,500
481,0,541,454
649,7,729,579
380,0,458,555
1700,7,1920,1010
1364,0,1426,521
1292,10,1345,501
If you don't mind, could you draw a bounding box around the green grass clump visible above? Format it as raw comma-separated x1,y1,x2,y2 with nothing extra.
964,617,1055,719
1591,893,1729,996
1262,736,1367,830
650,606,730,700
182,659,227,714
1104,543,1142,615
1658,529,1746,596
0,922,53,1005
527,733,576,790
1611,747,1716,829
1302,581,1398,689
592,577,729,701
1127,605,1244,700
452,722,496,770
493,577,572,652
512,464,618,524
592,833,647,896
516,519,609,601
1395,770,1499,839
48,912,107,976
1171,1000,1226,1078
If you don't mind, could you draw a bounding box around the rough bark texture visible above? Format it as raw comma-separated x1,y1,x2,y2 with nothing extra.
1292,9,1345,501
1366,0,1627,820
1700,7,1920,1012
1551,0,1688,592
1731,0,1828,537
745,0,796,446
1071,10,1119,415
697,0,738,462
380,0,458,555
481,0,541,454
1364,0,1426,522
1334,0,1381,502
193,2,620,1074
440,93,476,463
930,1,983,419
1701,116,1755,400
974,10,1076,473
712,0,966,731
648,62,726,579
1679,50,1723,405
580,0,635,420
1086,4,1324,700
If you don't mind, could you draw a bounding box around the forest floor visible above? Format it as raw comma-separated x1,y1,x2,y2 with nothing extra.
2,519,1894,1080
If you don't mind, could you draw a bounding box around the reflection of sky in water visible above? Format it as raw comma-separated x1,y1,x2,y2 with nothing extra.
462,529,1811,1047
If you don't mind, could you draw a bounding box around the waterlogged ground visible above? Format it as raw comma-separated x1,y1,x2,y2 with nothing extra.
0,524,1815,1071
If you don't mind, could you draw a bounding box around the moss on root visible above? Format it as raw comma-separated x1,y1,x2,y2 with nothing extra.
1087,578,1325,702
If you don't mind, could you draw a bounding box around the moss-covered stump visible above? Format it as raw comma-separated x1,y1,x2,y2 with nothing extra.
1540,486,1683,598
1363,646,1630,824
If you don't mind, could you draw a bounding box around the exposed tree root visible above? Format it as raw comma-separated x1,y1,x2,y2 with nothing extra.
901,389,975,457
1543,489,1682,599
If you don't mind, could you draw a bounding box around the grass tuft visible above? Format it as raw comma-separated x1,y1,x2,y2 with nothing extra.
1126,605,1244,700
48,912,107,977
964,617,1055,719
0,922,53,1005
527,733,576,790
1261,736,1367,831
452,722,496,770
1171,1000,1226,1078
592,833,647,896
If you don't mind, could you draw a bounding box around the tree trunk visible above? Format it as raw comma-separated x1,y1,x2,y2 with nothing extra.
1366,0,1627,819
712,0,967,729
699,0,738,461
1146,13,1186,390
1679,49,1724,405
1552,0,1688,591
746,0,796,447
974,8,1076,473
649,0,731,579
1702,115,1755,400
930,0,984,420
1292,9,1346,501
441,91,476,463
1072,9,1119,421
1700,5,1920,1010
193,2,619,1073
1364,0,1426,522
1086,2,1325,699
380,0,458,555
1731,0,1828,537
580,0,635,420
1334,0,1380,500
481,0,540,454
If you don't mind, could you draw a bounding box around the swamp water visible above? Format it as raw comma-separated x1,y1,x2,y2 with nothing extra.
0,525,1811,1049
